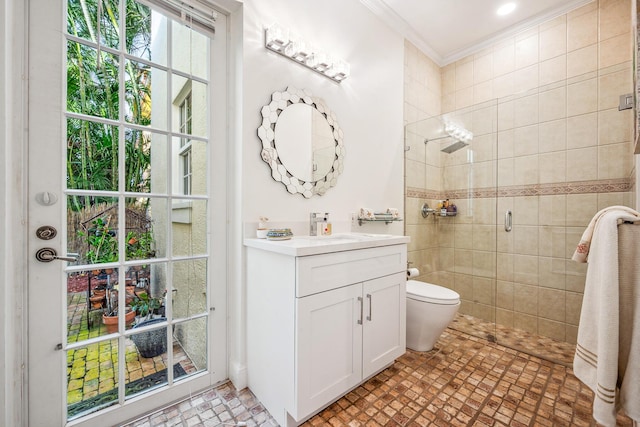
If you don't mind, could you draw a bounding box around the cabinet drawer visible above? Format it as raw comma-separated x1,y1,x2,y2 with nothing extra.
296,244,407,297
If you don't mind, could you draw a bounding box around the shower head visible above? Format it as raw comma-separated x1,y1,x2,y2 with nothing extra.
440,140,469,154
424,137,469,154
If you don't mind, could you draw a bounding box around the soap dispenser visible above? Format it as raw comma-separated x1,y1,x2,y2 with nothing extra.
322,219,332,236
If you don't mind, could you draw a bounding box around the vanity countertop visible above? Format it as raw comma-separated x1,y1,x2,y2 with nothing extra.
244,233,410,257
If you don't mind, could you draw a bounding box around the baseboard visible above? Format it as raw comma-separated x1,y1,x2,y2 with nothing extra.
228,360,248,390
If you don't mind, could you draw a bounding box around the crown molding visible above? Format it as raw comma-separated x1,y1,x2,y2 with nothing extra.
360,0,595,67
359,0,445,65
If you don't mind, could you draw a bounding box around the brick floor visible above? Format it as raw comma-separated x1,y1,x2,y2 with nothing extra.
127,328,634,426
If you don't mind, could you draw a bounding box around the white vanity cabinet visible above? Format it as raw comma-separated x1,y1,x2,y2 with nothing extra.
245,236,408,427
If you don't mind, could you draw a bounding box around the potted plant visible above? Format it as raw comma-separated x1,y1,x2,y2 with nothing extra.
102,288,136,333
130,292,163,323
130,317,168,358
129,291,167,357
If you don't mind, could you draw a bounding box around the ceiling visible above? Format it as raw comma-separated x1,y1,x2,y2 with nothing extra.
360,0,594,66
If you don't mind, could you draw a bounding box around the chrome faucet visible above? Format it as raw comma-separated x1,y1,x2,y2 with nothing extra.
310,212,329,236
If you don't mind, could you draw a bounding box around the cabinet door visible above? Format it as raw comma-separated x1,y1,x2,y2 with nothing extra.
362,272,406,378
295,284,363,421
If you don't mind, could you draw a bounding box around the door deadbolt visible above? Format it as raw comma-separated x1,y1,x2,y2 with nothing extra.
35,248,79,263
36,225,57,240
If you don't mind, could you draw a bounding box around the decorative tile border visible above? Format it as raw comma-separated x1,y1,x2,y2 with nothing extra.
405,188,440,199
407,178,633,200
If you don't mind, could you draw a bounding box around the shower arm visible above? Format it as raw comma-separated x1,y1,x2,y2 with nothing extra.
424,135,455,143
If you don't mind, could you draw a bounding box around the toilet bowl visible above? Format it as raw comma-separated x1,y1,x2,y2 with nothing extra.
406,280,460,351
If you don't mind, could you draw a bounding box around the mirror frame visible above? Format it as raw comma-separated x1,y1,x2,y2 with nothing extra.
257,86,345,198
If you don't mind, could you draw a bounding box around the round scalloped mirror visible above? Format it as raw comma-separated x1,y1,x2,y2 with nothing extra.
257,86,345,198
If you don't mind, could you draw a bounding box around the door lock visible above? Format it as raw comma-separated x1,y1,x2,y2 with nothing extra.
35,225,57,240
35,248,79,263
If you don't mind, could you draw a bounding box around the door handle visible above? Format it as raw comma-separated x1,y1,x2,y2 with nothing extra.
357,296,363,325
504,210,512,232
366,294,372,321
35,248,79,263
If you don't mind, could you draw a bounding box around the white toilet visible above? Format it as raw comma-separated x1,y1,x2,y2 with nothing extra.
406,280,460,351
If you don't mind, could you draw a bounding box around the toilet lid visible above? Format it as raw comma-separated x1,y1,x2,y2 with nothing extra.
406,280,460,304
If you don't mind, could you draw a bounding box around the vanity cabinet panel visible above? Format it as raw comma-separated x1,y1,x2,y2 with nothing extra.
362,273,406,379
295,284,363,420
246,243,407,427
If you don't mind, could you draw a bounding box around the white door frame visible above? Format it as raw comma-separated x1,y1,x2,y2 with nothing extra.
1,0,30,426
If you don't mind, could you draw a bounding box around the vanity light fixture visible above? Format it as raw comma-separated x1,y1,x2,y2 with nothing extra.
264,23,351,83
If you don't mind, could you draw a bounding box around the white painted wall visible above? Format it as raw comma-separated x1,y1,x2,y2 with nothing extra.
228,0,406,389
241,0,406,235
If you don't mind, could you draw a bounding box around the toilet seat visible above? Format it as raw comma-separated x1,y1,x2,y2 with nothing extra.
406,280,460,305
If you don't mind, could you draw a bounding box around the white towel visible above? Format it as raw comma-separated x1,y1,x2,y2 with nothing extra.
616,223,640,424
572,205,640,263
573,207,640,426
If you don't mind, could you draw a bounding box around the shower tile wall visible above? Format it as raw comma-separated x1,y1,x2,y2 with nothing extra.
404,0,636,345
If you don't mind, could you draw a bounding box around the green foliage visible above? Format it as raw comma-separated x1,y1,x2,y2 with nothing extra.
66,0,153,211
126,229,155,260
130,291,162,320
80,216,155,264
79,217,118,264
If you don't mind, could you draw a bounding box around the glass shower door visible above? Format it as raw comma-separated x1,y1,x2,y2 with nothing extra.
404,99,499,344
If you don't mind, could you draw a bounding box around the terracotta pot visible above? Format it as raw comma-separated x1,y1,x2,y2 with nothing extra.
89,295,104,309
102,308,135,334
92,289,106,298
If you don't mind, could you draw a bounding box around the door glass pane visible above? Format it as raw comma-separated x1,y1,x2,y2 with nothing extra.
126,321,169,397
124,197,164,261
67,41,120,120
170,76,208,138
173,317,207,377
172,259,207,319
171,21,208,79
172,139,208,196
125,1,157,63
125,61,168,128
67,119,120,192
67,0,120,50
171,200,207,256
66,338,120,420
126,130,168,194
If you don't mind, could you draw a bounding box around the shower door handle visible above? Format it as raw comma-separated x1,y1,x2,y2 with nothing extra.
504,210,512,232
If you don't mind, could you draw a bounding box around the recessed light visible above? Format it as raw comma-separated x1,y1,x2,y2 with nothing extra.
496,2,516,16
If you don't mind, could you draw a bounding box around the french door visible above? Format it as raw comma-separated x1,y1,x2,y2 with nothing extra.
27,0,228,425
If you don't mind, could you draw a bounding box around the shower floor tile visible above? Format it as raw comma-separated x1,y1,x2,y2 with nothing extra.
127,328,633,427
450,313,577,366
